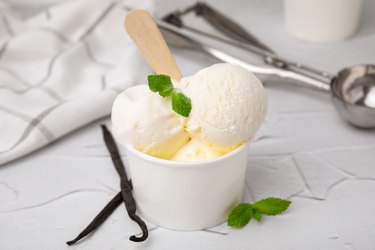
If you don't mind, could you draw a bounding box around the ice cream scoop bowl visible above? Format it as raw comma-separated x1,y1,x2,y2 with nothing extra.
330,65,375,128
124,143,249,230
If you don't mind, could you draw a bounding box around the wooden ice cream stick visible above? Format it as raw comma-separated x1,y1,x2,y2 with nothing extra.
125,9,183,81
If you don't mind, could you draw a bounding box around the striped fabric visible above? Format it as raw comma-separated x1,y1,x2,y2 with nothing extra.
0,0,152,165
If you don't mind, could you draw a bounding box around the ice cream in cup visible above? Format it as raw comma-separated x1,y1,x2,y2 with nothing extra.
111,9,267,230
112,63,268,230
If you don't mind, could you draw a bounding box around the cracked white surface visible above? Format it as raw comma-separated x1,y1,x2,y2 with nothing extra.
1,0,375,249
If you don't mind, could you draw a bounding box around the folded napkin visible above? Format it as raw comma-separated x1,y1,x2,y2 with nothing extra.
0,0,152,165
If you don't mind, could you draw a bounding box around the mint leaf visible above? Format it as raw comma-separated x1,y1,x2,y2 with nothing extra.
147,74,192,117
172,92,192,117
148,74,173,97
252,210,262,221
227,203,253,228
253,198,291,215
227,198,291,228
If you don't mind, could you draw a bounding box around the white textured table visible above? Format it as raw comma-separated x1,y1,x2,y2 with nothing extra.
1,0,375,249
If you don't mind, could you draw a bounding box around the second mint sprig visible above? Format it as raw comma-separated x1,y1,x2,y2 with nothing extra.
148,74,192,117
228,198,291,228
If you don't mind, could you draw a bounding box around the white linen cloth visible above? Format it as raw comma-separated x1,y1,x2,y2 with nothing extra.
0,0,152,165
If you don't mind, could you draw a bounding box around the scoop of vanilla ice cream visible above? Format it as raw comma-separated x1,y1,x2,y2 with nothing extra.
111,84,189,159
181,63,267,152
172,139,223,161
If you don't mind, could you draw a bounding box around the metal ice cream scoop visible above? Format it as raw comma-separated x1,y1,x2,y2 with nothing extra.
157,20,375,128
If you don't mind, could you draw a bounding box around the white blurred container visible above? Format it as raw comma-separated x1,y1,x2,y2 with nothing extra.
125,143,248,230
285,0,363,42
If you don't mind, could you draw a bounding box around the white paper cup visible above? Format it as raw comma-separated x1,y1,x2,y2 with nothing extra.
124,143,249,231
285,0,363,42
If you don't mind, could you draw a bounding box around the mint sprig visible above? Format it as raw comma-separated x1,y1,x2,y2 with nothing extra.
227,198,291,228
147,74,192,117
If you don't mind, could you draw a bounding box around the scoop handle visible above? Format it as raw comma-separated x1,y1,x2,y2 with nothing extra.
158,20,331,92
125,9,182,80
